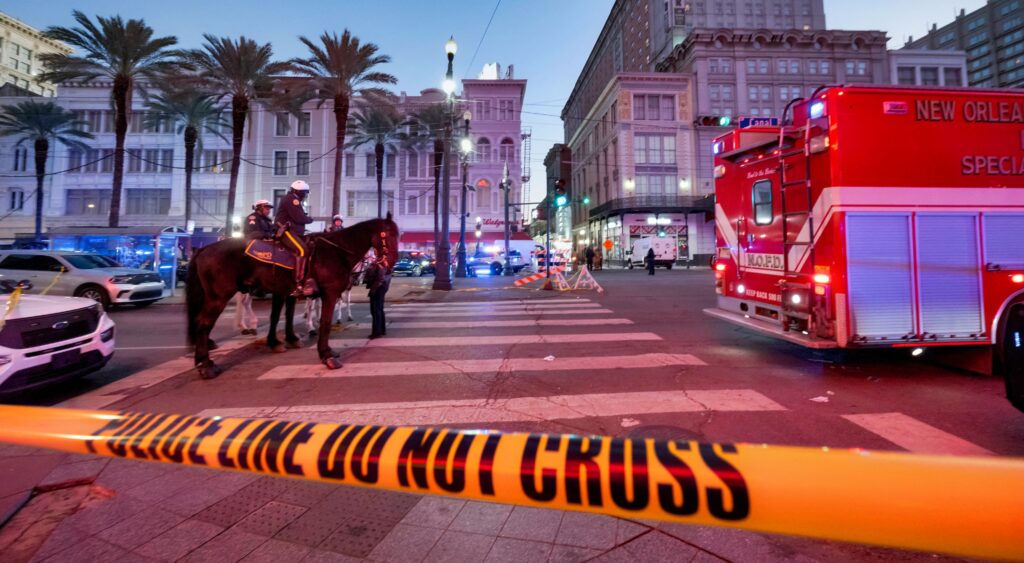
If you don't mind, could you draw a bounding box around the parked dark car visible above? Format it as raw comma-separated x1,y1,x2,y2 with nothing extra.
394,251,435,277
467,249,527,276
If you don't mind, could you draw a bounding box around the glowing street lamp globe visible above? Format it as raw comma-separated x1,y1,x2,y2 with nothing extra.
445,36,458,56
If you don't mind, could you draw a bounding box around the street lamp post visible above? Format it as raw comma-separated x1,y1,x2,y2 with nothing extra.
455,112,472,278
501,162,513,276
433,36,457,291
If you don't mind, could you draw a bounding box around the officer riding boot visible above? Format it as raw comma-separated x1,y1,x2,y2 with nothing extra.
292,256,311,297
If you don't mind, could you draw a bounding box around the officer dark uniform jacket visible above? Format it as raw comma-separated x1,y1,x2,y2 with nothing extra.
275,189,314,294
244,211,275,240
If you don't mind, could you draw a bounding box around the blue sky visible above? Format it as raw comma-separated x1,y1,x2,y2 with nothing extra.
7,0,985,200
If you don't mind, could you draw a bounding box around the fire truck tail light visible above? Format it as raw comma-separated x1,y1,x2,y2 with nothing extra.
813,273,831,284
1012,273,1024,284
715,262,727,272
809,135,830,154
714,164,727,179
809,101,826,119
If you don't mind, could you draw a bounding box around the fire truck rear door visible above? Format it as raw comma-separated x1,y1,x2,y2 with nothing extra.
846,213,916,341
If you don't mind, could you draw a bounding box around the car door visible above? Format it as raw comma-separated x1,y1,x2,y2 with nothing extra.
24,255,67,294
0,254,41,291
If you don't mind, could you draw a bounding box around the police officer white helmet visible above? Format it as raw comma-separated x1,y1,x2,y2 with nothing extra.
253,199,273,210
290,180,310,192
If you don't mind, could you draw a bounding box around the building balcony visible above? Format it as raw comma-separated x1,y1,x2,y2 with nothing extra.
588,194,714,220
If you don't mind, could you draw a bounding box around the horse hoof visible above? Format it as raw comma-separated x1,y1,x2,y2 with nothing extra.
331,350,341,358
286,340,302,349
323,357,344,370
271,343,286,353
198,364,222,380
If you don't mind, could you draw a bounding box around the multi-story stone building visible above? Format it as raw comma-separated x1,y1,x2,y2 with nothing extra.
0,11,71,96
0,69,528,250
905,1,1024,88
657,28,889,194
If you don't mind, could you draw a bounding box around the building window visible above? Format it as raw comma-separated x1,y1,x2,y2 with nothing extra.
345,152,355,177
366,153,376,177
897,66,916,85
297,112,311,136
632,95,674,121
752,179,773,225
126,189,171,215
347,191,391,217
635,174,675,195
944,67,963,86
12,147,27,172
499,138,515,162
275,112,289,136
296,151,310,176
920,67,940,85
966,17,987,31
967,31,988,47
65,189,111,215
191,190,228,216
8,188,24,211
386,153,396,178
141,149,158,173
846,60,869,76
476,138,491,162
101,149,114,173
274,151,288,175
160,149,173,173
407,150,419,177
634,134,676,165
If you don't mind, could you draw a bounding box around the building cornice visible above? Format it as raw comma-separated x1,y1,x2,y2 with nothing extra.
0,11,73,54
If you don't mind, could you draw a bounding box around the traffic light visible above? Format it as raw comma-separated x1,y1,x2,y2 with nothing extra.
657,227,667,238
553,178,568,208
582,195,590,205
474,217,482,238
696,115,732,127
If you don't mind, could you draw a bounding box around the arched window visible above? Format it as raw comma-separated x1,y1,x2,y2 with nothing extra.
499,138,515,163
474,178,492,211
8,188,24,212
476,138,491,163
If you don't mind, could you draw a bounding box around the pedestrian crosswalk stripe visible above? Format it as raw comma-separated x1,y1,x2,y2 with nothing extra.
259,352,707,380
327,332,662,348
197,389,786,426
842,413,993,456
391,298,591,308
386,302,604,312
344,318,635,329
387,308,614,318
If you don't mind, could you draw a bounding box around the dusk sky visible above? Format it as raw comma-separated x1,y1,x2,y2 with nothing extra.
7,0,985,201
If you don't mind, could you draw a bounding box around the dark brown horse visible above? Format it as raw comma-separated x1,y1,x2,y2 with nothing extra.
186,216,399,378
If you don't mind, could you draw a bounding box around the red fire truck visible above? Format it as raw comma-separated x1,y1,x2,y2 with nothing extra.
705,85,1024,411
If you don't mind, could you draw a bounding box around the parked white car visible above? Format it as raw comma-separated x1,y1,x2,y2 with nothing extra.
0,286,115,395
0,251,165,309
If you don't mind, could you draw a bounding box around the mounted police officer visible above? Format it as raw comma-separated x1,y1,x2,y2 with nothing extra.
326,214,344,233
244,199,275,240
275,180,315,296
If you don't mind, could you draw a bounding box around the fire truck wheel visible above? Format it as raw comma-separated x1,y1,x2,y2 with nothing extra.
1000,301,1024,412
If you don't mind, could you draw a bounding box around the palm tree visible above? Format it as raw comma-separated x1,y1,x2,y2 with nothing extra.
177,35,292,233
407,103,448,253
291,30,396,217
39,10,177,227
345,102,407,218
0,101,93,241
143,85,226,254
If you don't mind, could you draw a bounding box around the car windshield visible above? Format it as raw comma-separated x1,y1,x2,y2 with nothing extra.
63,254,119,269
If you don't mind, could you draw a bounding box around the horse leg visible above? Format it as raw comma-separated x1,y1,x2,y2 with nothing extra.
267,294,286,353
318,290,343,368
285,296,301,348
195,299,228,379
342,289,354,322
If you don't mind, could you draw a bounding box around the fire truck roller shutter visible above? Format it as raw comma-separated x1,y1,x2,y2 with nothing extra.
916,215,984,338
846,214,916,341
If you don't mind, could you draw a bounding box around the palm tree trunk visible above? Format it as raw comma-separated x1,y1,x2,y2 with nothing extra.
109,76,130,227
332,94,350,217
225,94,248,234
183,125,197,257
375,143,384,218
432,139,443,257
33,138,48,243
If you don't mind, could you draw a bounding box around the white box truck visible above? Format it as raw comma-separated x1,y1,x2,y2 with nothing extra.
628,236,678,270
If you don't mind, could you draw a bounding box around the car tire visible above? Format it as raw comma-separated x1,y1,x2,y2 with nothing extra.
666,263,673,270
75,284,111,310
999,300,1024,412
491,263,502,276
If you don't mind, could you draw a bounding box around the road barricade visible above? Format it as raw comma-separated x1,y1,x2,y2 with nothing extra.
513,266,565,287
0,405,1021,560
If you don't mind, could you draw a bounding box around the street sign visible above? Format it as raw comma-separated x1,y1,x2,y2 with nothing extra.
603,239,613,251
738,116,780,128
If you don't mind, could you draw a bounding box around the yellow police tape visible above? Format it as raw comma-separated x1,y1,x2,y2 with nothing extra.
0,405,1021,560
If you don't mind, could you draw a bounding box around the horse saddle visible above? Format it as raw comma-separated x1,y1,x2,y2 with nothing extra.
244,239,296,270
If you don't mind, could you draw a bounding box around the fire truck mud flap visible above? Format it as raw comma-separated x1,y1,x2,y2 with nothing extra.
1004,302,1024,412
703,308,837,349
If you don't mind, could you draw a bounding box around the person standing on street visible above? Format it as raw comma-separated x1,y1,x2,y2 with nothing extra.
237,199,275,335
585,245,595,270
645,247,656,276
327,215,344,233
365,260,391,339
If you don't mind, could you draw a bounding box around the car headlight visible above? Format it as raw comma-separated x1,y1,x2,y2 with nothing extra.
109,275,133,284
100,327,115,342
421,261,429,267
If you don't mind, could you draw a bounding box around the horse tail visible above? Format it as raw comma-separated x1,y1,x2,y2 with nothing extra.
186,249,204,345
